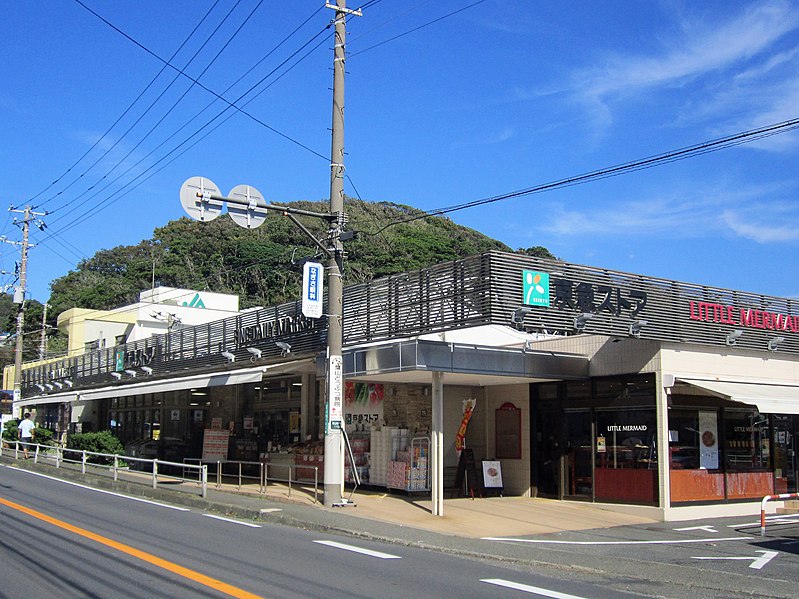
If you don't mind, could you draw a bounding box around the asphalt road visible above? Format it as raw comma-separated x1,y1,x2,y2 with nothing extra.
2,463,798,598
0,465,647,599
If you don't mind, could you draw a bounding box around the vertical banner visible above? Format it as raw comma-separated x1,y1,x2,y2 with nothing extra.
699,410,719,470
455,398,476,457
327,355,343,431
302,261,324,318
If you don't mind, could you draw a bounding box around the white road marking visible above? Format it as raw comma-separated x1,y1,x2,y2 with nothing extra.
692,550,778,570
481,578,587,598
203,514,261,528
674,525,717,533
729,515,799,528
483,536,747,545
313,540,401,559
6,466,190,511
259,508,282,513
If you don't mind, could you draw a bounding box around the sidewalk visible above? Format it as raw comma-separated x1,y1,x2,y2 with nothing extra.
2,453,657,540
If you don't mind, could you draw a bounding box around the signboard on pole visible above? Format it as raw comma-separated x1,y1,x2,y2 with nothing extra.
302,261,324,318
327,355,343,431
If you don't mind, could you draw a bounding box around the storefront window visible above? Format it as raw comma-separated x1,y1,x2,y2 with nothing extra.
596,409,657,469
668,409,700,470
725,410,769,471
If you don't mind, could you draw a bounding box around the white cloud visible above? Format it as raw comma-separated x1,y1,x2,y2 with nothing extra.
533,180,798,243
574,1,799,130
722,207,799,242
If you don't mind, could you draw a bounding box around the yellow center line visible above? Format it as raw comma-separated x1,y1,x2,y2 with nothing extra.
0,496,265,599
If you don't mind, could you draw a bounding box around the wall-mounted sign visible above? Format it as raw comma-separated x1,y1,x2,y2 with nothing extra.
523,270,550,306
689,301,798,334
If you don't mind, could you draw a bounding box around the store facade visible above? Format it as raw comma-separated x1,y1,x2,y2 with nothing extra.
12,251,799,519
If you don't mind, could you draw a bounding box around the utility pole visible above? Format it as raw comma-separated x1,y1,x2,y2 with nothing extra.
6,206,46,415
323,0,359,508
180,0,361,508
39,302,49,359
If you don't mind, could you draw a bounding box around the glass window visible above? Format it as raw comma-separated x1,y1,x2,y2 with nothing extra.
668,409,700,470
596,409,657,469
725,410,769,471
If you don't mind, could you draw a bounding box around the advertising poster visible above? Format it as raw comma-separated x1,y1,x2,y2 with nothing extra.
344,382,384,433
699,410,719,470
482,460,503,488
202,429,229,461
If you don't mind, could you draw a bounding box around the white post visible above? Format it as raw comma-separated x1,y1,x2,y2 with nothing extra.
431,371,444,516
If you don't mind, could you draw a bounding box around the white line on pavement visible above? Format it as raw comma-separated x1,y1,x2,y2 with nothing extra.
203,514,261,528
481,578,587,598
692,550,778,570
6,466,190,511
313,540,401,559
482,536,748,545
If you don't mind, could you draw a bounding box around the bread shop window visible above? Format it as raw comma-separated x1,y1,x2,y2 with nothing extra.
594,409,658,504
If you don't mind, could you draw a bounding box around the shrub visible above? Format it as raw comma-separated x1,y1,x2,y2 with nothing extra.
66,430,125,465
2,420,55,446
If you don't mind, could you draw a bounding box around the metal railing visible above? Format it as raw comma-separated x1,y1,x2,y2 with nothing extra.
183,458,319,503
760,492,799,536
1,440,208,498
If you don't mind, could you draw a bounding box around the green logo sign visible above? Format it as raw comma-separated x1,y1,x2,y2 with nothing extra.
182,293,206,309
115,350,125,371
523,270,550,306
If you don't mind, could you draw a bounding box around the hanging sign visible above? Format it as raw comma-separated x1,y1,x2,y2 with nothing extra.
302,261,324,318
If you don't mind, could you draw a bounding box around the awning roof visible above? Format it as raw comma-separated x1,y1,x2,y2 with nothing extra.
678,378,799,415
16,364,278,407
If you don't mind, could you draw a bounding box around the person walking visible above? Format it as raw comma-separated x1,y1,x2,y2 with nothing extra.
18,412,35,459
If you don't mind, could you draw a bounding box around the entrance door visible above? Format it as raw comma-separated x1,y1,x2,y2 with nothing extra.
773,415,797,493
565,410,593,498
533,404,562,497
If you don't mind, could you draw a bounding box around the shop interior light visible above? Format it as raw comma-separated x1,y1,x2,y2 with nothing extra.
141,366,153,374
124,369,137,377
247,347,262,359
34,383,45,391
45,383,54,390
221,351,236,362
110,372,122,380
54,381,64,389
573,313,594,331
276,341,292,356
64,379,73,387
726,329,743,346
511,307,531,325
768,336,785,352
628,319,648,338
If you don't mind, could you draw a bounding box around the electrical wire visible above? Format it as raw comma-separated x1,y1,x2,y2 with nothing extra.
362,117,799,236
29,0,223,209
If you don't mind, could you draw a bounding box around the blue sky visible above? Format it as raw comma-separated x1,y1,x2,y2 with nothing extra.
1,0,797,303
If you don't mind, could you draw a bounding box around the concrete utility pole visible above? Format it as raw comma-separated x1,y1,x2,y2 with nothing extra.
7,205,45,415
39,302,49,359
323,0,359,508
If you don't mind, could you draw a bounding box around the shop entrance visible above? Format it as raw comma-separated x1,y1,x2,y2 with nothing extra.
532,402,594,499
773,415,797,494
565,410,593,498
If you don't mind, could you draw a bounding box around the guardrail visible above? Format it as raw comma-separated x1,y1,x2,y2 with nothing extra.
1,440,208,498
760,492,799,536
183,458,319,504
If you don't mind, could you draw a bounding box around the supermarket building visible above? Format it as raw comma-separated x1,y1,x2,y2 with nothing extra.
9,251,799,520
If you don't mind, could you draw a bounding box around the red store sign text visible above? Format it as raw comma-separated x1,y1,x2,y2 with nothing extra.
689,301,799,333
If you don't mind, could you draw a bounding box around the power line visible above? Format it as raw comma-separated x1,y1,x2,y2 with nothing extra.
29,0,223,209
363,117,799,236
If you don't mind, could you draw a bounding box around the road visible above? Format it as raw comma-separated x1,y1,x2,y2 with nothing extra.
0,465,641,599
2,464,798,598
